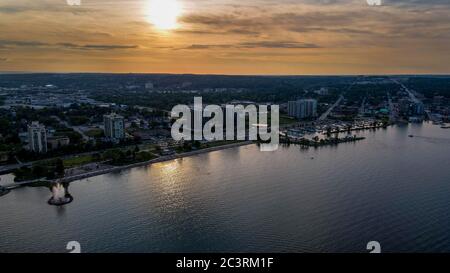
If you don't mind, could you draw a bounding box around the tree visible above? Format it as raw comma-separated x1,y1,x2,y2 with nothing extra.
154,145,162,153
326,127,332,138
32,165,46,178
46,171,56,180
92,153,101,161
193,141,201,149
55,159,65,177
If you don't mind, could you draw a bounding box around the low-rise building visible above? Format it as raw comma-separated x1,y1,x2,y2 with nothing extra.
47,136,70,150
313,87,329,96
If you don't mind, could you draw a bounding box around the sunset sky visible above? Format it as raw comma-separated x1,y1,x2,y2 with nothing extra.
0,0,449,75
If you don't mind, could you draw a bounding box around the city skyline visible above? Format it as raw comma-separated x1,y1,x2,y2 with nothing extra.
1,0,450,75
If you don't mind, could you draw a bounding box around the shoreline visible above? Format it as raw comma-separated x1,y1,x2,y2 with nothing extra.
4,141,254,189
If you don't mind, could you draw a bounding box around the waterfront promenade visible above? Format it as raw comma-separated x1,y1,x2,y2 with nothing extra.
3,141,254,190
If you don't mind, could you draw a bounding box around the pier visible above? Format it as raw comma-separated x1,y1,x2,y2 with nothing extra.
281,135,365,147
325,123,390,135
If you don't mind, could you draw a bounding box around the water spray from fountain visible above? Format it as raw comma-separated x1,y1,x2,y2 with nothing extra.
48,182,73,206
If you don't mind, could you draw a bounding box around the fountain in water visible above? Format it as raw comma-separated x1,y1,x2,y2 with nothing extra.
48,183,73,206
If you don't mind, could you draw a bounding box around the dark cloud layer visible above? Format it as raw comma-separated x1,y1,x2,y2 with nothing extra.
0,40,138,51
0,3,95,14
183,41,320,50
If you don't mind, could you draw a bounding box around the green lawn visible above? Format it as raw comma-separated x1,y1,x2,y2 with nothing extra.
63,155,94,168
279,115,297,126
140,144,158,151
85,128,104,138
202,140,240,148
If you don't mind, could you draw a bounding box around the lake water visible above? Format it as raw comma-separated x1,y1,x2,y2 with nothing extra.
1,123,449,253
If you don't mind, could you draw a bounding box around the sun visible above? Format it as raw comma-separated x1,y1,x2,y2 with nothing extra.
145,0,182,30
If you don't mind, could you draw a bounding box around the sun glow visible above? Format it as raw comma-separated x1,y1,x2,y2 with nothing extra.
146,0,182,30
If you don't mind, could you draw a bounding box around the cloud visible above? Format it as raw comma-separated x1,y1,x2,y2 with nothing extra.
180,11,368,38
0,3,95,14
1,0,450,74
182,3,450,42
182,41,320,50
0,6,28,13
0,40,138,50
57,43,138,50
239,41,320,48
183,44,232,50
181,14,264,31
174,28,261,36
0,40,48,47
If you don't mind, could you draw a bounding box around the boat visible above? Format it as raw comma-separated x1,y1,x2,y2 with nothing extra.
408,135,414,138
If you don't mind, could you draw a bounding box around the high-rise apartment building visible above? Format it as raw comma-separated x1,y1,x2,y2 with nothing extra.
104,113,125,140
288,99,318,119
28,121,47,153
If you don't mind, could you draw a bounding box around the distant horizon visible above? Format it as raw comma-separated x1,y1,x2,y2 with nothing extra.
1,71,450,77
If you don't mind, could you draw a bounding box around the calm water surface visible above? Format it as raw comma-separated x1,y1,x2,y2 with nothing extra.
1,123,449,253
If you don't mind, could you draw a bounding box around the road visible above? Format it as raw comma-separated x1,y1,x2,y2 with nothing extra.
52,115,90,142
391,78,421,104
358,97,366,116
0,162,32,174
319,95,344,121
318,78,362,121
387,92,397,122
